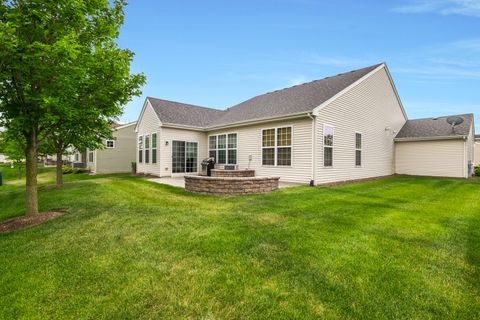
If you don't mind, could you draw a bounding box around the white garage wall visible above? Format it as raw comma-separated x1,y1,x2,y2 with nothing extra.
395,140,466,178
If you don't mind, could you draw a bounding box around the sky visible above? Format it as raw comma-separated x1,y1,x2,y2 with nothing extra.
118,0,480,132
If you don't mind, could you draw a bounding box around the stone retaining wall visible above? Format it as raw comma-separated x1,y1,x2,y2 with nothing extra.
185,175,280,195
210,169,255,177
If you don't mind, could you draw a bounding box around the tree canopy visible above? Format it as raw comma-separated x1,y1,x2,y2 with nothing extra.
0,0,145,215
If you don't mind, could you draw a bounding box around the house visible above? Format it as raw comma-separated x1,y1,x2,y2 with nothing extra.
82,121,137,173
394,114,475,178
135,63,476,184
0,154,7,163
475,135,480,166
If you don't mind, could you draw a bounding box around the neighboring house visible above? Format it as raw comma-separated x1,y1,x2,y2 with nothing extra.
475,135,480,166
0,154,7,163
394,115,475,178
135,63,475,184
84,122,137,173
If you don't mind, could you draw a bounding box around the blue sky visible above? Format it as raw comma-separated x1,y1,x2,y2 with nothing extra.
118,0,480,132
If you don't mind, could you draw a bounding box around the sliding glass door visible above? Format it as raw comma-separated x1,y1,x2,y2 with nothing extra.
172,141,198,174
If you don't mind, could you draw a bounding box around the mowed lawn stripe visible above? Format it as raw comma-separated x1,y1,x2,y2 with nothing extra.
0,166,479,319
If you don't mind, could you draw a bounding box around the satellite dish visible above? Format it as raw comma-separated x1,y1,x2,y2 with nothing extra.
446,116,464,133
446,116,464,126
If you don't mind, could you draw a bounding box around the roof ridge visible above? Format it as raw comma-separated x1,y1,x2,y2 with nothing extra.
147,96,225,112
408,113,473,121
225,63,384,109
259,63,384,97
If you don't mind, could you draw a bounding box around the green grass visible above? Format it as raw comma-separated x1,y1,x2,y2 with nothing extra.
1,165,479,319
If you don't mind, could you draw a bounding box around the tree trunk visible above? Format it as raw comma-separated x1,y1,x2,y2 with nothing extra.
25,132,39,216
56,150,63,186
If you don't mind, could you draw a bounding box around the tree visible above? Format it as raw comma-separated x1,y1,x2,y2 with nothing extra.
0,0,145,215
42,118,115,186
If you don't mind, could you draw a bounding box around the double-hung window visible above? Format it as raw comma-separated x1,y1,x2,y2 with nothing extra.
262,127,292,166
138,135,143,163
151,133,157,164
88,151,94,163
144,134,150,164
355,132,362,166
323,125,334,167
208,133,237,164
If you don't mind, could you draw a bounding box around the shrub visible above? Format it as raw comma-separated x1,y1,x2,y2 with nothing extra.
62,166,73,174
475,166,480,177
63,166,86,175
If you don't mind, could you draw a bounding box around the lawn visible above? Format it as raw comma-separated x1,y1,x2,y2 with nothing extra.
1,165,479,319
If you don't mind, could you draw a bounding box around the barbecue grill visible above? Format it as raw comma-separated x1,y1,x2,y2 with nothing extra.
201,157,215,176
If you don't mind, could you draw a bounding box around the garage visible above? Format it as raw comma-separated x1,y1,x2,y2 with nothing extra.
394,114,475,178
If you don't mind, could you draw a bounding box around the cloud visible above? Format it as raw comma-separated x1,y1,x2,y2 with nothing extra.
391,0,480,17
389,38,480,80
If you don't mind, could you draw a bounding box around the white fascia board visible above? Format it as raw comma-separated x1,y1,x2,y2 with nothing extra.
115,121,137,131
394,135,466,142
161,123,206,131
205,112,311,131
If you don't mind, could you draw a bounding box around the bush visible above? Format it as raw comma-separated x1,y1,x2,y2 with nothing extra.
475,166,480,177
62,166,73,174
63,166,86,175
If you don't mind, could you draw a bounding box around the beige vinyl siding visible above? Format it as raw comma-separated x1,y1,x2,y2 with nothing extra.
95,125,136,173
208,118,313,184
160,127,208,177
137,100,161,176
395,140,465,178
315,67,406,184
475,141,480,166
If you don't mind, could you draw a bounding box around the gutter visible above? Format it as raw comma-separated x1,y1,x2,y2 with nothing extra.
394,135,467,142
160,112,313,132
205,112,312,131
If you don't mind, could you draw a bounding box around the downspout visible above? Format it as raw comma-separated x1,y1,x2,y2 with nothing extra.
308,112,316,186
463,137,467,178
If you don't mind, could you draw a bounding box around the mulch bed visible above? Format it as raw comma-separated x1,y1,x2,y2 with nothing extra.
0,210,66,233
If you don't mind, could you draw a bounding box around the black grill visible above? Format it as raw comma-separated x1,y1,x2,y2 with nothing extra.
201,157,216,176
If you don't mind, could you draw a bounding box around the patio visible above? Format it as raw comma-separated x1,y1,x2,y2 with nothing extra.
148,176,303,189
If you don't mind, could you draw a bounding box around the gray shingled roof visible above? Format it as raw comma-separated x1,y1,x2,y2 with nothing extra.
147,98,225,127
147,63,382,128
395,114,474,140
210,64,382,127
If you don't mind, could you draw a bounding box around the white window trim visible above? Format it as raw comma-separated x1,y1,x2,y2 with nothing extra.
208,132,238,165
151,132,157,164
138,135,144,164
355,131,362,167
144,134,150,164
106,140,115,149
261,126,293,167
323,124,334,168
